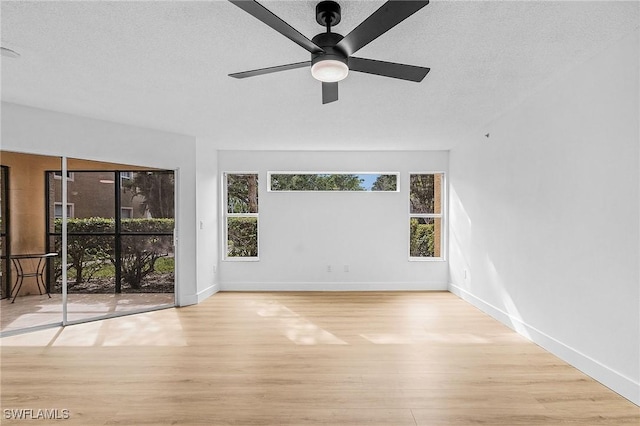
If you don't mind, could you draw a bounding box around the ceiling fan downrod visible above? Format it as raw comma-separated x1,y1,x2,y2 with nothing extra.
311,0,347,78
316,0,341,33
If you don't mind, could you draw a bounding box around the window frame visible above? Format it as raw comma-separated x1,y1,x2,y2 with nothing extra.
54,202,75,219
408,172,446,262
222,172,260,261
120,206,134,219
267,171,400,192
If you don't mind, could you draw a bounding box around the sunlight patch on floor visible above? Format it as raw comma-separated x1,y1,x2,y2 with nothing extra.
0,326,62,346
0,309,187,347
251,300,347,345
1,293,174,334
1,313,59,331
101,310,187,346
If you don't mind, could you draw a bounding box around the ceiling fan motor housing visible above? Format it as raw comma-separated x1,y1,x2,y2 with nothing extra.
311,32,347,67
316,1,341,27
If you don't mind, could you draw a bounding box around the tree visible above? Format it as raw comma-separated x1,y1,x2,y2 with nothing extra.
270,173,363,191
409,174,442,258
123,172,174,218
226,174,259,257
227,217,258,257
227,174,258,213
372,174,397,191
410,174,435,213
410,218,435,257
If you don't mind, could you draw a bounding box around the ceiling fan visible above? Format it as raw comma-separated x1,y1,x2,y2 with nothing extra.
228,0,430,104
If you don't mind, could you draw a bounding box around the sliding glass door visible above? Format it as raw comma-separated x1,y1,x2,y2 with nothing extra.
0,152,176,336
46,165,175,325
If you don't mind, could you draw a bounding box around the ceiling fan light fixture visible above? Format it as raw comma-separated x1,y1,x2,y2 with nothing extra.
311,59,349,82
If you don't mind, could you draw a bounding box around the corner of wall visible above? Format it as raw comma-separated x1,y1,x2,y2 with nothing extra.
448,282,640,405
178,283,220,307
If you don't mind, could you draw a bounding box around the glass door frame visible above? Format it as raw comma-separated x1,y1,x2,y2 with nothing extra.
1,165,11,299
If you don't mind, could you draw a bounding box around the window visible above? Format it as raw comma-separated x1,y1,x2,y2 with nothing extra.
120,171,133,185
54,202,74,218
120,207,134,219
269,172,399,191
224,173,259,259
409,173,444,259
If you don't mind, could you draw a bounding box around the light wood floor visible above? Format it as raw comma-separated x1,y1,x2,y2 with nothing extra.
1,292,638,425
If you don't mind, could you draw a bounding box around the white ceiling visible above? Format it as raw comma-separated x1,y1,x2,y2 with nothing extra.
1,1,638,151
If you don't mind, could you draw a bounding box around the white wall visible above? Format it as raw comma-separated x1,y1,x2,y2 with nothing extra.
0,102,199,306
218,150,449,290
195,137,220,301
448,30,639,404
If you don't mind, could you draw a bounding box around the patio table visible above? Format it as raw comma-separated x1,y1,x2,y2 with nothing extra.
7,253,57,303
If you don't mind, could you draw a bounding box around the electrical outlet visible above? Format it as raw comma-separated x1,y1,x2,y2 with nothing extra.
327,265,332,272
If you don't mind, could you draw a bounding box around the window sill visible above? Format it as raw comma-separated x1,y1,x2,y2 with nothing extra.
223,257,260,262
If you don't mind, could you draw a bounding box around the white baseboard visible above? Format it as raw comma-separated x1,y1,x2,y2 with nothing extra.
448,283,640,406
179,283,219,306
221,281,448,292
197,283,219,302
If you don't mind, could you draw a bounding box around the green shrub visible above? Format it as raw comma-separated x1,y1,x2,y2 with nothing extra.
54,218,114,285
227,217,258,257
121,218,174,233
53,217,174,289
410,218,435,257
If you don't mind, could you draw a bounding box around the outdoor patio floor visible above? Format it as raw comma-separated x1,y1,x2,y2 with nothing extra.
0,293,174,334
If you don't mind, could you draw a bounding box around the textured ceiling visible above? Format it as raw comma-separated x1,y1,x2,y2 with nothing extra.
1,1,638,151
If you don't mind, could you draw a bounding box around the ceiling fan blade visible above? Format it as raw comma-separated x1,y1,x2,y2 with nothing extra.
322,82,338,104
336,1,429,57
349,57,430,82
229,1,324,54
229,61,311,79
